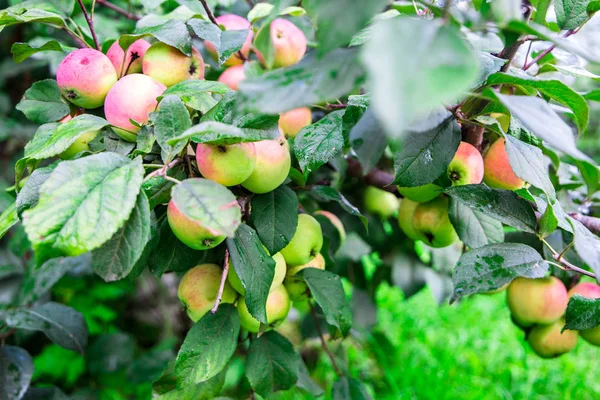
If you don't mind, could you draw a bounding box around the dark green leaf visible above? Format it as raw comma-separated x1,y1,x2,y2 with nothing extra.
310,185,367,227
473,52,506,87
104,131,135,156
23,386,69,400
162,80,230,112
120,19,192,55
156,371,226,400
332,378,373,400
350,108,387,174
187,19,249,66
11,40,67,63
154,95,192,161
296,358,324,396
87,333,135,376
16,80,69,124
0,203,18,241
142,165,186,209
0,346,33,400
169,121,278,146
555,0,590,29
294,110,344,176
575,160,600,196
343,94,369,147
0,3,66,31
563,294,600,331
448,198,504,248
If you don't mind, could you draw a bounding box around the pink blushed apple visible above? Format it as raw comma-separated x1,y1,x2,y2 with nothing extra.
255,18,307,69
218,65,246,90
142,43,205,87
206,14,253,66
106,39,151,77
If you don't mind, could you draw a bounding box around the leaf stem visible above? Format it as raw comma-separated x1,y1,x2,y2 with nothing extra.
211,250,230,314
143,158,182,182
309,301,343,377
540,238,596,279
523,28,578,71
76,0,100,50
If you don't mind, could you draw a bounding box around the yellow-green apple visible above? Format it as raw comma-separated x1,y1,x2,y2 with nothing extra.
412,196,458,248
280,214,323,266
314,210,346,243
206,14,253,66
241,139,291,193
57,112,99,159
568,282,600,346
447,141,484,186
228,252,287,295
178,263,238,322
106,39,150,77
284,253,325,302
142,43,205,87
397,198,420,240
528,319,578,358
237,285,291,333
57,48,118,109
167,196,227,250
218,65,245,90
397,183,442,203
279,107,312,138
255,18,307,69
483,138,525,190
490,112,510,132
364,186,399,219
104,74,166,141
506,276,568,326
195,143,256,186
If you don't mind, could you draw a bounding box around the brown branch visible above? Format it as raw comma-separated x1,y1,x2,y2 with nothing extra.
523,29,577,71
346,157,400,197
309,302,343,377
554,254,596,279
461,123,485,151
569,213,600,236
211,250,230,314
497,3,534,72
96,0,140,20
199,0,219,25
76,0,100,50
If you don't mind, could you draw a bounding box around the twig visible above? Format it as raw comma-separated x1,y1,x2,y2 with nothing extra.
199,0,219,25
309,302,343,377
345,157,400,197
541,239,596,279
212,250,230,314
569,213,600,236
143,159,181,182
523,29,577,71
76,0,100,50
96,0,140,20
63,27,90,48
523,41,533,67
497,2,534,72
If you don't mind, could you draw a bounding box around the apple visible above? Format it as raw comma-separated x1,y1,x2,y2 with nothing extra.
142,43,204,87
241,139,291,194
237,285,291,333
483,138,525,190
218,65,245,90
364,186,400,219
447,141,484,186
279,107,312,138
195,143,256,186
284,253,325,302
104,74,166,142
397,198,420,241
167,196,227,250
106,39,150,77
255,18,307,69
228,252,287,295
528,319,578,358
411,196,458,248
206,14,253,66
314,210,346,243
178,263,238,322
60,130,99,160
506,276,568,326
397,183,442,203
280,214,323,266
57,48,118,109
568,282,600,346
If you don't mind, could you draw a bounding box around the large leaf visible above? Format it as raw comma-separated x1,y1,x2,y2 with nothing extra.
0,3,66,32
169,121,278,146
310,186,367,227
0,203,18,241
16,80,69,124
563,294,600,331
11,40,68,63
448,199,504,248
187,19,249,66
153,95,192,161
450,243,549,302
156,371,226,400
162,80,230,113
332,378,373,400
0,346,33,400
555,0,591,29
120,19,192,55
294,110,344,176
18,163,56,217
569,217,600,280
349,108,387,174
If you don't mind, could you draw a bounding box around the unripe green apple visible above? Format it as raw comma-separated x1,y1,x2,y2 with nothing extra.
60,130,99,160
483,138,525,190
284,253,325,302
314,210,346,243
397,198,420,240
237,285,291,333
411,196,458,248
279,107,312,138
528,319,578,358
206,14,253,66
364,186,400,219
217,65,245,90
255,18,307,69
106,39,150,77
142,43,205,87
397,183,441,203
506,276,568,327
178,264,238,322
241,139,291,194
447,141,484,186
490,112,510,132
195,143,256,186
228,252,287,295
57,48,118,109
568,282,600,346
167,198,226,250
280,214,323,266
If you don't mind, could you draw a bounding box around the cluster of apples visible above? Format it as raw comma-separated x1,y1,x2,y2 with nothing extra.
506,277,600,358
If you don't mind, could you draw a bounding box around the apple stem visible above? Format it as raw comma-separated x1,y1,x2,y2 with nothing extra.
75,0,100,50
309,301,343,377
211,250,230,314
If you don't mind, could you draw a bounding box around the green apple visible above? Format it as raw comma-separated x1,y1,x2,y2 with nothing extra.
195,143,256,187
397,183,442,203
447,141,484,186
228,252,287,295
178,264,238,322
483,138,525,190
284,253,325,302
411,196,458,248
364,186,400,219
528,319,578,358
142,42,204,87
237,285,291,333
568,282,600,346
241,139,291,194
506,276,568,327
58,114,99,159
397,198,420,240
167,197,226,250
280,214,323,266
314,210,346,243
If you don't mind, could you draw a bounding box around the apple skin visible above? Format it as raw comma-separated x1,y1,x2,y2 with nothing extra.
195,143,256,186
397,198,420,241
528,319,578,358
106,39,151,77
60,130,99,160
284,253,326,302
280,214,323,266
483,138,525,190
167,198,226,250
314,210,346,243
142,43,204,87
411,196,458,248
241,139,291,194
57,48,118,109
568,282,600,346
206,14,253,66
228,252,287,295
364,186,400,219
178,264,238,322
279,107,312,138
218,65,245,90
104,74,166,141
255,18,307,69
397,183,442,203
447,141,484,186
237,285,291,333
506,276,568,327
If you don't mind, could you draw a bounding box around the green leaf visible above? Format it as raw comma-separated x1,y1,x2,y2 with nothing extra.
349,109,387,174
296,359,324,396
187,19,249,66
162,80,230,113
393,116,461,187
361,18,478,138
252,0,298,69
310,186,367,228
450,243,549,302
237,48,365,114
245,331,300,397
11,40,68,63
23,153,144,262
563,294,600,331
16,80,68,124
226,224,275,324
169,121,278,146
589,0,600,14
555,0,590,29
575,160,600,196
142,165,186,209
250,185,299,255
4,302,88,353
175,304,240,388
120,19,192,56
87,333,135,376
91,192,151,282
22,386,69,400
538,201,559,237
343,94,369,146
569,217,600,279
156,371,226,400
473,52,506,87
134,126,156,156
332,378,373,400
0,346,33,400
154,95,192,161
104,131,135,156
0,3,66,32
294,110,344,177
448,199,504,248
445,185,537,233
0,203,18,241
298,268,352,336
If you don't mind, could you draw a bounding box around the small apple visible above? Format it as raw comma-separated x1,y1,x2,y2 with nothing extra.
237,285,291,333
106,39,151,77
280,214,323,266
104,74,166,141
206,14,253,66
447,141,484,186
364,186,400,219
483,138,525,190
142,43,204,87
279,107,312,138
397,183,442,203
178,264,238,322
314,210,346,243
241,139,291,194
506,276,568,326
167,196,227,250
528,319,578,358
284,253,325,302
217,65,246,90
195,143,256,186
411,196,458,248
228,252,287,295
255,18,307,69
568,282,600,346
57,48,118,109
397,198,420,241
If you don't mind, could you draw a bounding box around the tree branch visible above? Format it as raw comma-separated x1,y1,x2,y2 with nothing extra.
346,157,400,197
96,0,140,20
76,0,100,50
211,250,230,313
523,29,577,71
309,302,343,377
569,213,600,236
497,3,534,72
461,123,485,151
199,0,219,25
63,27,90,48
